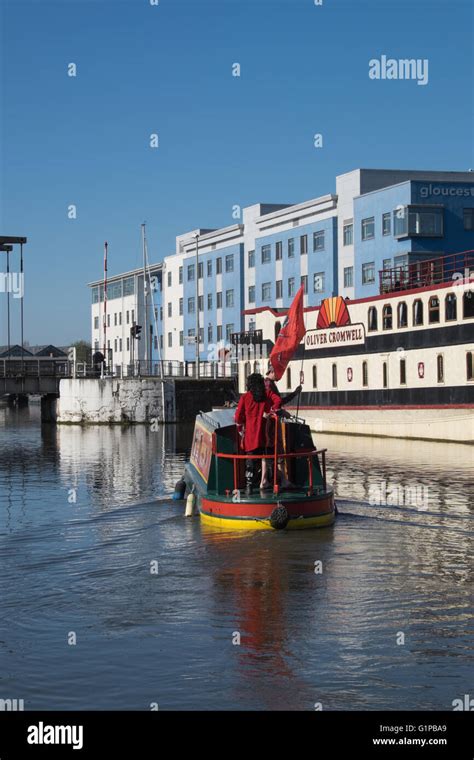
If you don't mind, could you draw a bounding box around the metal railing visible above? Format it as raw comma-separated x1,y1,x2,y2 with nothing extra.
0,358,238,380
379,250,474,294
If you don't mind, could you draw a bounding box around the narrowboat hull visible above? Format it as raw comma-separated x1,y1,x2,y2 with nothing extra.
199,493,336,531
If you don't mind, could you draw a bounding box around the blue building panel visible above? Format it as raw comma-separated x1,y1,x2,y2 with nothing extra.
254,217,337,310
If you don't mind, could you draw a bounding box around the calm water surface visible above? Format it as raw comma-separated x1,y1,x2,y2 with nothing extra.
0,403,472,710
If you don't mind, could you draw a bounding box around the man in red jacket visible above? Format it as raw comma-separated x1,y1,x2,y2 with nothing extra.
235,373,281,494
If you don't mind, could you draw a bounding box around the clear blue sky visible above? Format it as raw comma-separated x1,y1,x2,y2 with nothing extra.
1,0,473,345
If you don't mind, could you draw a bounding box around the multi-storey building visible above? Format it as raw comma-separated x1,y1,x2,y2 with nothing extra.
88,168,474,367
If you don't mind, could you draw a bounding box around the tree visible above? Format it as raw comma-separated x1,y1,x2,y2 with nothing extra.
71,340,91,363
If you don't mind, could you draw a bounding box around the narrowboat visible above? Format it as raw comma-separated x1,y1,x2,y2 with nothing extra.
182,408,336,531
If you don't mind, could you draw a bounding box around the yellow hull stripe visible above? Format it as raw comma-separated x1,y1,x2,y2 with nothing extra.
199,510,335,531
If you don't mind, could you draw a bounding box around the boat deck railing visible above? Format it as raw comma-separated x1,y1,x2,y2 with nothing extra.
215,422,327,495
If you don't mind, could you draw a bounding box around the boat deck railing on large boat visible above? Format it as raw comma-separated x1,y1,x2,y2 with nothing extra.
379,249,474,294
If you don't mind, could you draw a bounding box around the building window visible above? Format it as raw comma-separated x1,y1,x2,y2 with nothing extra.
383,304,393,330
168,302,172,318
249,319,256,333
107,314,110,327
362,262,375,285
262,282,272,301
216,257,222,274
217,325,222,341
332,363,337,388
248,250,255,268
383,257,392,271
207,293,212,310
313,231,325,251
225,254,234,273
275,241,282,260
159,306,163,321
463,291,474,318
463,208,474,230
188,297,195,314
361,217,375,240
187,264,195,281
382,212,391,236
313,272,325,293
467,352,474,380
94,316,99,330
286,367,292,389
343,266,353,288
216,291,222,308
301,275,308,294
248,285,255,303
179,267,183,284
397,302,408,328
167,271,172,287
413,299,423,326
288,238,295,258
225,324,234,342
261,244,271,264
276,280,283,299
429,296,440,323
126,310,129,325
288,277,295,297
368,306,378,331
207,260,212,277
445,292,457,321
226,289,234,308
343,222,353,246
274,321,281,341
198,295,203,312
198,262,203,279
300,235,308,255
160,335,163,350
131,309,135,323
179,298,183,316
179,331,183,347
312,364,317,388
168,332,172,348
437,354,444,383
362,361,368,387
400,358,406,385
119,313,122,326
199,327,204,345
383,362,388,389
126,337,129,351
113,313,117,326
394,206,444,237
208,325,213,343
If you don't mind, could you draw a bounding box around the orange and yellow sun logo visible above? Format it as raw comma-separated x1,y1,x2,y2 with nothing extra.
316,296,351,329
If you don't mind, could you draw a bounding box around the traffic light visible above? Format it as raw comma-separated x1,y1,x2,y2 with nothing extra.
130,325,142,339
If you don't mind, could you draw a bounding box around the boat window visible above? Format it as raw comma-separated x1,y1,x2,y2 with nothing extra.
383,362,388,388
445,293,457,321
286,367,292,389
413,299,423,326
274,321,282,341
362,361,368,387
463,291,474,319
467,352,474,381
332,363,337,388
312,364,317,388
382,304,393,330
437,354,444,383
400,359,406,385
368,307,378,331
429,296,440,323
397,301,408,328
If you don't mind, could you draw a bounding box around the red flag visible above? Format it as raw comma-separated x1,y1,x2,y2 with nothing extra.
269,285,306,380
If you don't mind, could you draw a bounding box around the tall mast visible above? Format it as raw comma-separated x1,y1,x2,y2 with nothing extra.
142,223,148,366
103,241,108,361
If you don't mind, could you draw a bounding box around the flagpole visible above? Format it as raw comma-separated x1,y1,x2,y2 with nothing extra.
295,299,307,420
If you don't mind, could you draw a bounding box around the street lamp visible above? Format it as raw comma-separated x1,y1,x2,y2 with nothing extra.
194,233,200,379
